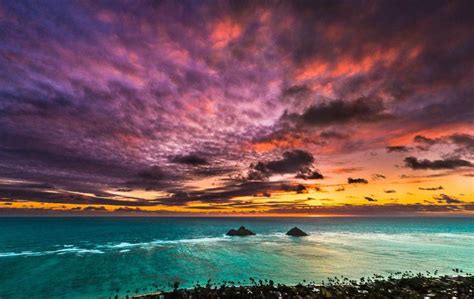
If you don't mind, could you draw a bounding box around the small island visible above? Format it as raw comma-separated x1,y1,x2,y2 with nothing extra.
286,227,309,237
226,226,256,236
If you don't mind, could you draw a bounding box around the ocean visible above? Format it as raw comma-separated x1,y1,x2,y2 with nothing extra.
0,217,473,298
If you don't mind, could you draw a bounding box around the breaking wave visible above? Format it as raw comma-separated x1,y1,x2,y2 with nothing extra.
2,232,473,258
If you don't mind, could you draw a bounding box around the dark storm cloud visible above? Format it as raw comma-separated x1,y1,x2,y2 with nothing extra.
450,134,474,150
347,177,368,184
0,181,55,191
191,165,238,177
433,194,463,204
286,97,389,127
137,166,166,181
0,131,137,186
365,196,377,202
157,180,301,206
122,165,181,191
281,85,311,97
404,157,473,170
319,130,348,140
0,187,152,206
413,134,474,157
414,135,437,146
371,174,386,180
170,154,208,166
386,146,410,153
256,150,314,173
410,92,474,129
293,184,308,194
419,186,444,191
449,134,474,158
384,190,396,193
295,170,324,180
245,150,323,181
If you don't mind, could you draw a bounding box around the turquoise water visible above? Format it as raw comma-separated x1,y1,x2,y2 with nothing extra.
0,217,473,298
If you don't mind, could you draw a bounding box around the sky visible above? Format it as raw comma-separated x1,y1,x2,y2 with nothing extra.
0,0,473,216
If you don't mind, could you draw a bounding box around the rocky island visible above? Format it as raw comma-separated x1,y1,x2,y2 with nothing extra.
226,226,256,236
286,227,309,237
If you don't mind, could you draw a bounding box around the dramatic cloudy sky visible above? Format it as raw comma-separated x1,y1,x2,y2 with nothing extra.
0,0,473,215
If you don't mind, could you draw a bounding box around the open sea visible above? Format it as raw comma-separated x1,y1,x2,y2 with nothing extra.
0,217,473,298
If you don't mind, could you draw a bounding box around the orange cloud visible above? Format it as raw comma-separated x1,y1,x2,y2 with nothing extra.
211,18,242,48
250,135,306,152
296,48,400,81
389,123,474,146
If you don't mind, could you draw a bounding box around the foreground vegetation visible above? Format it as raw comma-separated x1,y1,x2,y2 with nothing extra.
115,270,474,298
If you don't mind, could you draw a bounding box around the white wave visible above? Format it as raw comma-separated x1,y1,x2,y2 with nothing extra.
0,247,104,258
173,236,230,244
431,233,474,240
97,232,474,252
100,236,230,250
53,248,104,255
103,242,144,249
3,232,472,258
0,251,39,257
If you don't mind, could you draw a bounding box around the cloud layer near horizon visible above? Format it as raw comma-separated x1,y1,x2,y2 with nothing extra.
0,0,473,215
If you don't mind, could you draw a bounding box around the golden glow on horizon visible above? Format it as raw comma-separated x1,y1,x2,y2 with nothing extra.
1,151,472,216
2,171,472,216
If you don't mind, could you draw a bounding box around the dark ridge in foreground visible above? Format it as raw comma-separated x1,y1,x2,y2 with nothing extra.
123,270,473,299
